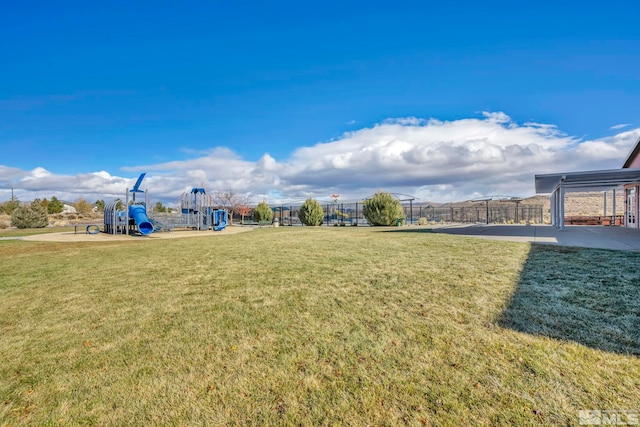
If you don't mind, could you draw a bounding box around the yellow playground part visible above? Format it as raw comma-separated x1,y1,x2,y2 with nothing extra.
334,209,350,219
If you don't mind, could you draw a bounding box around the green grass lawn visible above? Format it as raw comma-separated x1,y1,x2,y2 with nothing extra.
1,227,639,425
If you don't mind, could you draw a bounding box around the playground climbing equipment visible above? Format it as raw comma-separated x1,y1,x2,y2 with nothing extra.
103,173,155,235
103,174,228,235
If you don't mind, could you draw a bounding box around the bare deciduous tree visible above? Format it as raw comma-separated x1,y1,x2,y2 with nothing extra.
214,190,239,225
213,191,254,225
234,195,252,225
73,198,93,216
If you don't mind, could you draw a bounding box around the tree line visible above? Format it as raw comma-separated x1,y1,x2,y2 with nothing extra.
0,196,103,229
1,196,79,215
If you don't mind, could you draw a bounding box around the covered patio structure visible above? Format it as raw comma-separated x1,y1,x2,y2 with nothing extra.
534,168,640,230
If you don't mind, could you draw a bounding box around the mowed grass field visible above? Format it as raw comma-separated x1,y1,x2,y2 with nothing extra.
1,227,639,425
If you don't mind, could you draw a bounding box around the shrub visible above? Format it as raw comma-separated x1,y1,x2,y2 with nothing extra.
31,198,44,210
0,199,20,215
11,206,49,229
73,198,93,216
362,191,404,226
299,198,324,226
418,217,427,225
254,201,274,223
48,196,64,214
0,219,10,229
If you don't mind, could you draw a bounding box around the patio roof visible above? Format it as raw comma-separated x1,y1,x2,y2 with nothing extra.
535,168,640,194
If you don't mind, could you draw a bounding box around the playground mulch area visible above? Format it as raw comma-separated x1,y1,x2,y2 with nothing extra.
20,225,253,242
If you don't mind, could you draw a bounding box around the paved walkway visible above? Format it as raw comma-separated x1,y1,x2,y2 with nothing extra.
2,226,253,243
430,224,640,251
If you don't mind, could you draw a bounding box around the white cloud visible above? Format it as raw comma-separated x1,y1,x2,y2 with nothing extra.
610,123,631,130
1,112,639,205
573,128,640,169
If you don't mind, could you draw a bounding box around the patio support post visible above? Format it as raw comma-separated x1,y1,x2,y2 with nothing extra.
559,180,566,230
550,191,556,227
552,189,557,227
613,189,616,225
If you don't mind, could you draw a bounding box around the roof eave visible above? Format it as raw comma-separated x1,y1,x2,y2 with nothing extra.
622,135,640,168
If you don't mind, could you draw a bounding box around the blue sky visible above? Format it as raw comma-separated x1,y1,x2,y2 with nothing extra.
1,1,639,204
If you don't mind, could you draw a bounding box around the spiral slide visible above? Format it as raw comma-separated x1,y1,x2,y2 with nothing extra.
128,205,155,235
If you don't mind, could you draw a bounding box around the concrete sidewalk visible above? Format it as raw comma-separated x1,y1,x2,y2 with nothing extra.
430,224,640,251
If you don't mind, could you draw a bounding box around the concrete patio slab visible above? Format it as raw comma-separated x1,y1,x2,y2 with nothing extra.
430,224,640,251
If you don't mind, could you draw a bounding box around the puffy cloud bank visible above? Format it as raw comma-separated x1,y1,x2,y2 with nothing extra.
1,112,638,205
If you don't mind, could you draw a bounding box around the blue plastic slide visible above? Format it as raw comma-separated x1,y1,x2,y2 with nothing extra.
213,210,227,231
128,205,155,235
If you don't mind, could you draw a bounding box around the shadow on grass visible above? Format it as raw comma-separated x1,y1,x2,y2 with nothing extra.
498,245,640,356
380,228,435,233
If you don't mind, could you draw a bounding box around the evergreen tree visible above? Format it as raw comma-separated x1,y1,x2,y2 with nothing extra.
362,191,404,226
299,198,324,226
154,201,167,213
253,201,274,223
11,205,49,228
48,196,64,214
0,197,20,215
31,198,44,210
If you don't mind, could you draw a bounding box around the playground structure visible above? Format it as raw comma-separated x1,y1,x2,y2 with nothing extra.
103,174,228,235
103,173,155,235
178,187,228,231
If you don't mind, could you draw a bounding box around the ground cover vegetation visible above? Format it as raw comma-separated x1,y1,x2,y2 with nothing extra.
1,227,638,425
